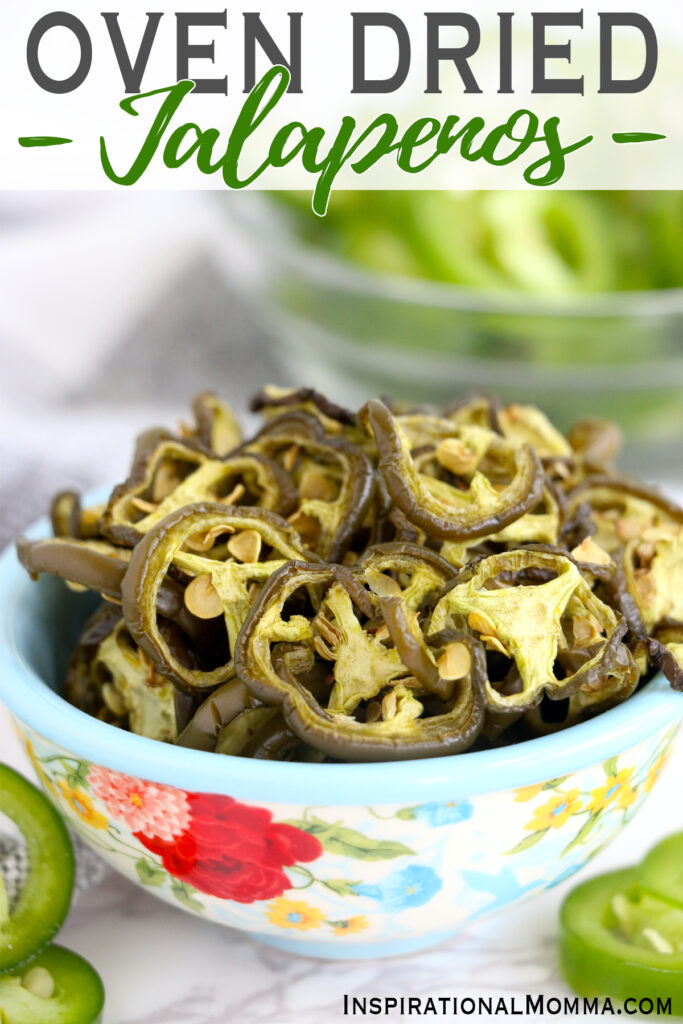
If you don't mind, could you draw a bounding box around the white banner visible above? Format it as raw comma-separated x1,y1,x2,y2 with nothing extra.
1,0,680,202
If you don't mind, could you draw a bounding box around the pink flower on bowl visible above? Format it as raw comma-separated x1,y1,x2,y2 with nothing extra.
88,765,190,842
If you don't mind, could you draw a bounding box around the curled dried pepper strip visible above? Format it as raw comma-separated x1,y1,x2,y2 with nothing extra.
50,491,105,540
121,503,309,691
439,486,564,569
15,535,184,618
525,641,639,735
365,399,544,543
250,385,357,434
191,391,242,455
430,548,628,712
177,677,256,750
641,623,683,690
104,435,295,545
566,476,683,555
17,536,132,602
234,561,485,761
64,603,195,736
245,413,375,561
621,526,683,632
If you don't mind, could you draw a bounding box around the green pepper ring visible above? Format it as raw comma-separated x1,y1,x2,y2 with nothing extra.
560,867,683,1015
0,765,75,973
0,943,105,1023
638,832,683,908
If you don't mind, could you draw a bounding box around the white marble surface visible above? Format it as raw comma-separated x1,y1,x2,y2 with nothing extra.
2,705,681,1024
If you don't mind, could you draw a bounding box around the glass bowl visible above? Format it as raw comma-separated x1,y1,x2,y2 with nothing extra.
218,195,683,480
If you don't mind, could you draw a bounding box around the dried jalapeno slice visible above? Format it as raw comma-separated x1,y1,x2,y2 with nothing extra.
621,525,683,632
496,403,572,459
91,617,195,740
15,537,186,622
189,391,242,455
50,492,105,541
63,605,195,737
16,537,132,603
103,435,295,545
234,560,485,761
525,641,639,735
642,622,683,690
430,548,628,712
121,503,309,691
364,399,544,543
250,386,358,437
566,476,683,556
245,413,375,561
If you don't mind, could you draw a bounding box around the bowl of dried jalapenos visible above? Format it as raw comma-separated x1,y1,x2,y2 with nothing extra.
1,388,682,958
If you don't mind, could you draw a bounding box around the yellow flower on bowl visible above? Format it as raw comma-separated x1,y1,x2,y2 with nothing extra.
524,789,582,832
267,898,325,931
588,768,636,815
56,778,108,831
332,916,369,935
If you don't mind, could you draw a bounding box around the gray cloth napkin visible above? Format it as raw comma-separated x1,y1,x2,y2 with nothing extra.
0,259,284,551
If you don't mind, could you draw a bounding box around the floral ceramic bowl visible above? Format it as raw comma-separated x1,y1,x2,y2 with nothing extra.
0,517,681,959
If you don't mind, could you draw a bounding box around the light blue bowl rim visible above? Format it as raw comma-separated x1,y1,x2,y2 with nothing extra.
1,498,681,806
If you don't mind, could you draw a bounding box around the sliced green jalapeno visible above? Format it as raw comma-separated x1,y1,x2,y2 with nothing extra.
525,641,639,735
0,944,105,1024
560,835,683,1015
0,767,75,973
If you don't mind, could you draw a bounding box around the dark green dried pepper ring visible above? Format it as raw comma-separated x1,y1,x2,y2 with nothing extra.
121,502,309,691
364,399,544,543
234,561,485,761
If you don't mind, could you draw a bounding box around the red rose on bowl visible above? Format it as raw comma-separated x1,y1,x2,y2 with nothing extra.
135,792,322,903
